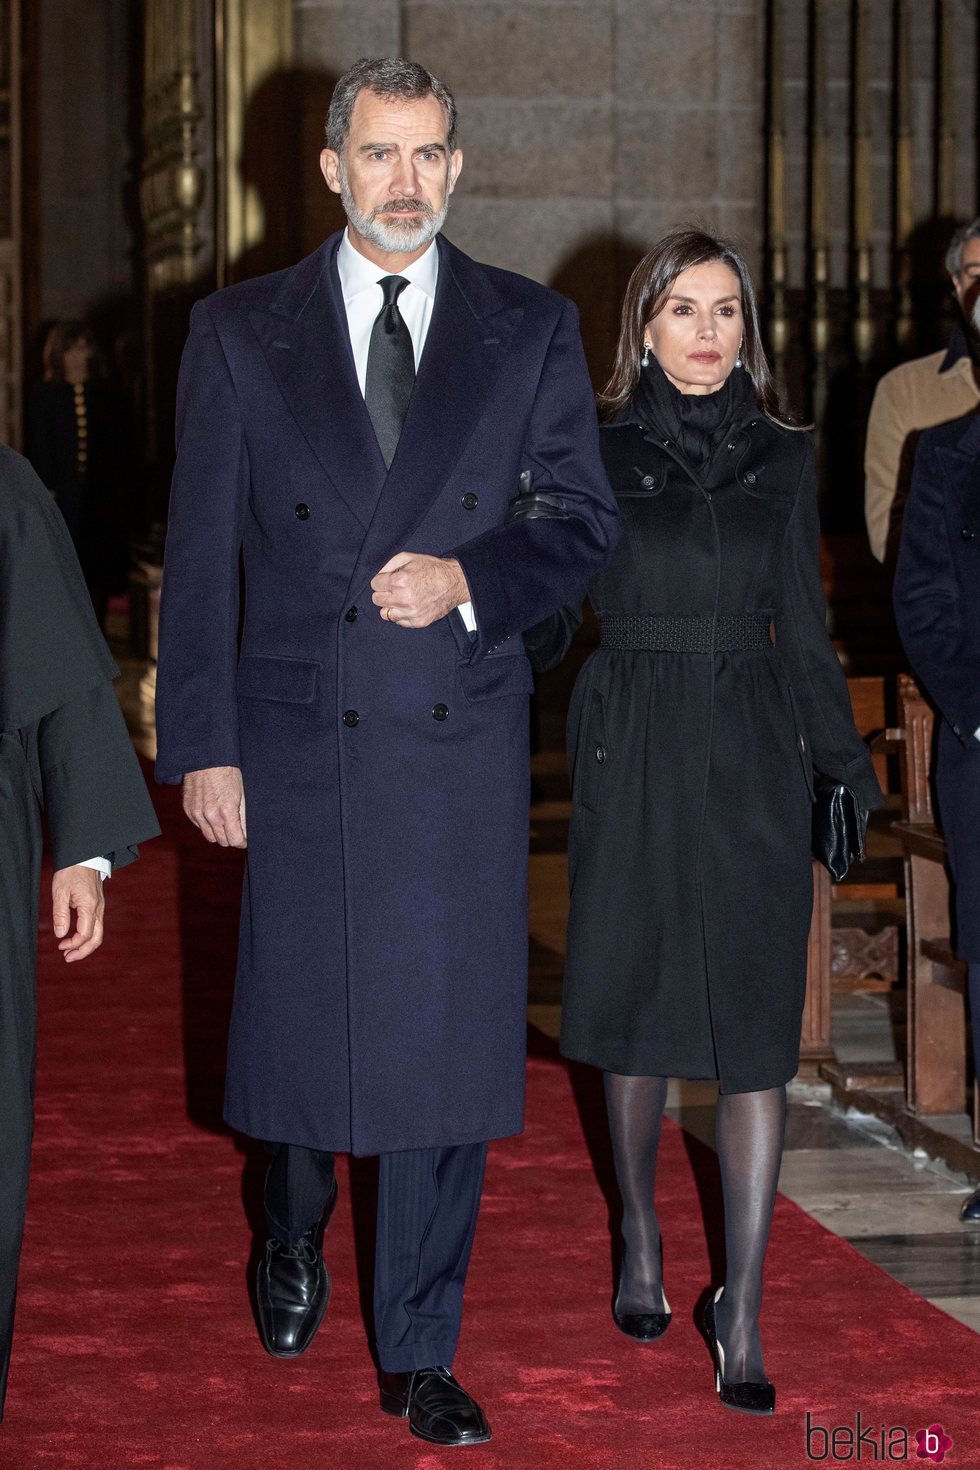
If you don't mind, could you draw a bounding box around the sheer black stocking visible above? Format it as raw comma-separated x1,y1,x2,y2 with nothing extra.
603,1073,670,1314
713,1084,787,1383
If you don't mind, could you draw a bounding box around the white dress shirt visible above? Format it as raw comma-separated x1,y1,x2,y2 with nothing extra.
336,230,476,633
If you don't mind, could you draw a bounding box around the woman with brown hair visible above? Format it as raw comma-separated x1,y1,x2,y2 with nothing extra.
25,322,131,624
526,227,881,1414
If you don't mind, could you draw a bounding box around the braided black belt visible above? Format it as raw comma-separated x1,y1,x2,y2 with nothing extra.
600,614,773,653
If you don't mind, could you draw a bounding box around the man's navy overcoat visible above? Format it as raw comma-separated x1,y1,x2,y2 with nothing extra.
155,231,619,1155
894,412,980,960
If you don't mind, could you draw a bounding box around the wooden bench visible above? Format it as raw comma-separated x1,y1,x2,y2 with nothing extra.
892,675,979,1138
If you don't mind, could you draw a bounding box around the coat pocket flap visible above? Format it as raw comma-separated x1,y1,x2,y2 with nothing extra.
458,653,534,702
237,654,319,704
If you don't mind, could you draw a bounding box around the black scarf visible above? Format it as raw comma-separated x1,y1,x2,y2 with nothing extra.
628,360,754,473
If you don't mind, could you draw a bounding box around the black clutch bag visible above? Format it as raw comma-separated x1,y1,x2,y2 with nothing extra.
811,774,865,883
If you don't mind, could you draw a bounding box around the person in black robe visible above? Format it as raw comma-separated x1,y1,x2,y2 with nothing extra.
0,445,160,1420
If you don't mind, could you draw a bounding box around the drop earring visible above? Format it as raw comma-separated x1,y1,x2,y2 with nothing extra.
735,340,744,368
641,342,652,368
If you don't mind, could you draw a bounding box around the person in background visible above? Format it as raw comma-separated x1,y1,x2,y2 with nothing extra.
0,446,159,1422
893,293,980,1225
25,321,132,625
526,227,882,1417
864,219,980,567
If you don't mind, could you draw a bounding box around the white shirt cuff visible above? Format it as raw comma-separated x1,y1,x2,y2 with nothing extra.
973,725,980,744
457,600,477,634
79,856,111,879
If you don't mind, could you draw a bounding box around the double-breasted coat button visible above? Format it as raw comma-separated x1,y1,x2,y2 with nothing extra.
727,441,737,451
461,492,479,510
595,745,606,763
961,527,975,540
432,703,449,721
641,475,656,489
744,471,757,484
343,709,359,727
345,606,358,621
294,503,310,520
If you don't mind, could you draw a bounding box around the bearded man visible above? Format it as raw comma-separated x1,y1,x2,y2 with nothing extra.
155,57,617,1446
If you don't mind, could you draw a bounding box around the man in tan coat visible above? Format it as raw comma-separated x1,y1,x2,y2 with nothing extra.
865,219,980,565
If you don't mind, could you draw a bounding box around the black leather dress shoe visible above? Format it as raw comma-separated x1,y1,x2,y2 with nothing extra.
379,1366,492,1446
960,1186,980,1223
255,1182,337,1358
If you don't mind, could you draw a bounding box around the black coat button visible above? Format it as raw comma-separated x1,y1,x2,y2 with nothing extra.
345,606,358,622
744,471,757,484
641,475,656,489
343,709,359,727
595,745,606,763
295,503,310,520
962,527,975,540
461,492,479,510
432,703,449,721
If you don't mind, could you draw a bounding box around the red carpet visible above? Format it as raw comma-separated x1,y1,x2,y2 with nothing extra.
4,773,979,1468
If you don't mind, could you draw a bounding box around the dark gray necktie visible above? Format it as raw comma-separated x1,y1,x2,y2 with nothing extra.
364,275,415,468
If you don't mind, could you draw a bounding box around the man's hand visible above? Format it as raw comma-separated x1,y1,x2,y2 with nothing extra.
183,766,247,848
371,553,471,629
52,865,106,963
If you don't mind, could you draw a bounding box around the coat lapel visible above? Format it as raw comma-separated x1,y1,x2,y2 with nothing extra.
937,410,980,536
249,235,386,530
346,236,524,593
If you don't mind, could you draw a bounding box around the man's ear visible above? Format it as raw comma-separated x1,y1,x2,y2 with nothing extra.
320,148,342,195
447,149,463,196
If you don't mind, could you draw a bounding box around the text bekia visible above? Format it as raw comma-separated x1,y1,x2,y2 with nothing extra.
806,1413,954,1463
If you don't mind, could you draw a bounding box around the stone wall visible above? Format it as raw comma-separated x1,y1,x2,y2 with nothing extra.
290,0,766,377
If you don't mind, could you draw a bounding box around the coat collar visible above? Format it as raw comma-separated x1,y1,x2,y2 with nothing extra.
938,324,976,374
248,233,384,531
249,232,523,574
345,234,524,596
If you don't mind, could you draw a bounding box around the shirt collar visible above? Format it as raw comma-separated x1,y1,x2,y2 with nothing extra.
337,228,439,306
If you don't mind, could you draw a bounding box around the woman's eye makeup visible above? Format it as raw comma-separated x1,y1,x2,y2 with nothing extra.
669,302,740,317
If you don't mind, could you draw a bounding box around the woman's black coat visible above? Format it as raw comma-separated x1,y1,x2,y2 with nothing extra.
528,390,882,1091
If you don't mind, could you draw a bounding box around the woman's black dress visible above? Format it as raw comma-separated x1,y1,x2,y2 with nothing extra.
528,367,883,1093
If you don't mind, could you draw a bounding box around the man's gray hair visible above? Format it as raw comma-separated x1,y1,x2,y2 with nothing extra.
945,217,980,277
325,57,458,153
